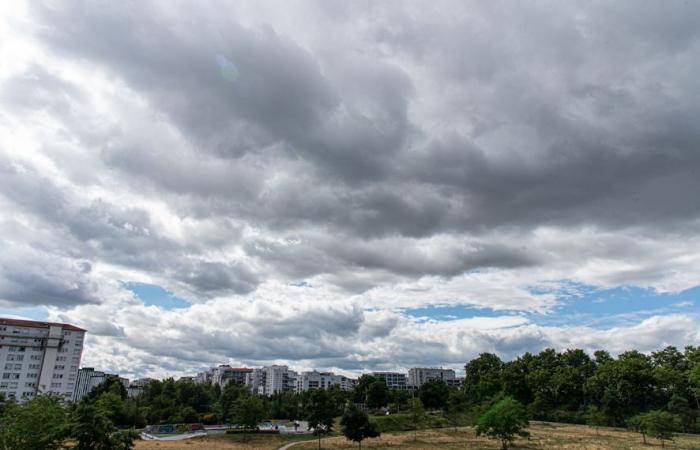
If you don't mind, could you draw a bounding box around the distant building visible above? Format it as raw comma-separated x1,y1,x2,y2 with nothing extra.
127,377,153,398
407,368,456,388
372,371,409,390
0,317,86,402
260,365,297,395
73,368,107,401
296,371,356,392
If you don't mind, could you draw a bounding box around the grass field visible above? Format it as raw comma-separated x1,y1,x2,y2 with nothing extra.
134,422,700,449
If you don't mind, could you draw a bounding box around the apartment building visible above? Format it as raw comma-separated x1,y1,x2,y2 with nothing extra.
73,367,109,401
260,365,297,395
408,367,456,388
295,371,356,393
0,318,85,401
372,371,409,390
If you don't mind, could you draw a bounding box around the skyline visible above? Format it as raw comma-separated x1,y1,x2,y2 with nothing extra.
1,1,699,380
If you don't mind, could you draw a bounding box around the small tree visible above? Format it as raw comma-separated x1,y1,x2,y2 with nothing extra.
584,405,606,434
408,397,426,441
341,403,380,450
475,396,529,450
0,394,70,450
306,389,336,449
233,394,265,442
628,410,678,448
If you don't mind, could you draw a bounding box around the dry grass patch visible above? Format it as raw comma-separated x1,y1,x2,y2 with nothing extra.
134,423,700,450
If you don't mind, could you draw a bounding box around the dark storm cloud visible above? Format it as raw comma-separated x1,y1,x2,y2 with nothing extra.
26,0,700,243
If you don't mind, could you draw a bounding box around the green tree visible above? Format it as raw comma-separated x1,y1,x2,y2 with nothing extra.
366,378,390,410
419,380,449,409
340,403,380,450
233,394,265,441
667,394,694,432
305,389,336,449
218,382,249,423
73,402,137,450
584,405,606,434
628,410,678,448
0,395,70,450
408,397,426,441
475,396,530,450
464,353,504,405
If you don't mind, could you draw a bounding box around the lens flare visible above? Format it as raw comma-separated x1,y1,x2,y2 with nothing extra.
215,55,239,82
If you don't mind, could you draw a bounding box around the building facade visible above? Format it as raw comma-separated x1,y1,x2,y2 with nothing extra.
407,367,456,388
295,371,356,393
372,371,409,390
0,318,86,401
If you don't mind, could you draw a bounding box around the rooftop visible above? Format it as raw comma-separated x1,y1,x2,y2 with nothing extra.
0,317,87,332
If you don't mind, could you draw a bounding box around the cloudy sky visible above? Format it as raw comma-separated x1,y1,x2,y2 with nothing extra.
1,1,699,379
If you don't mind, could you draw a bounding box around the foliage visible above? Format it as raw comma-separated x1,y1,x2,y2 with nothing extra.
628,410,679,447
464,353,504,405
233,394,265,430
475,396,530,450
72,402,137,450
0,395,70,450
419,380,450,409
305,389,336,449
341,403,380,449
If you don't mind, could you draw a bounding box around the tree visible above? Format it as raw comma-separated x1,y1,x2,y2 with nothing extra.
475,397,529,450
365,378,390,409
73,402,136,450
445,389,469,431
408,397,426,441
218,382,249,423
667,394,694,432
584,405,606,434
0,395,70,450
464,353,504,405
340,403,380,450
419,380,449,410
305,389,336,449
233,394,265,441
628,410,678,447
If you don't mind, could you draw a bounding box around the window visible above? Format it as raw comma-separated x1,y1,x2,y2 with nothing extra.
2,373,10,379
54,365,65,370
24,382,36,388
56,356,67,362
52,373,63,379
28,364,40,370
50,382,62,388
27,373,38,379
3,364,12,370
30,355,41,360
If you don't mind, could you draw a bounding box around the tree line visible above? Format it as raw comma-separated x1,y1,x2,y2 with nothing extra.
2,344,700,449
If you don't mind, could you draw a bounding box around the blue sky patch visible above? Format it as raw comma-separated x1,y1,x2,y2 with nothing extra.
122,281,191,309
0,305,49,321
404,282,700,328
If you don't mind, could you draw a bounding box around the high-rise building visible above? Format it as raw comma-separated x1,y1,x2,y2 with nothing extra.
0,318,86,401
407,367,456,388
260,365,297,395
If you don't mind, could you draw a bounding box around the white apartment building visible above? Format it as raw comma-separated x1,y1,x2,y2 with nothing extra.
296,371,356,393
259,365,297,395
372,371,409,390
408,367,456,388
0,318,86,401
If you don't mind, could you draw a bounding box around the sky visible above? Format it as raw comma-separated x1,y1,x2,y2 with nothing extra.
1,0,699,379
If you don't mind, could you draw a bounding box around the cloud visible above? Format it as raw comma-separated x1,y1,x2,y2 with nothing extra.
0,0,699,376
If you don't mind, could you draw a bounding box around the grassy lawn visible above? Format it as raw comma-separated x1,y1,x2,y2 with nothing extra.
134,432,316,450
135,422,700,450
